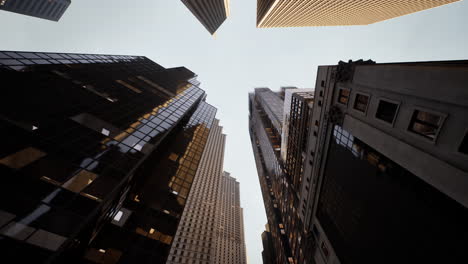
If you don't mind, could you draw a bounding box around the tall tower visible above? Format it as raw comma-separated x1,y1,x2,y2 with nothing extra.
0,0,71,21
0,50,218,263
166,123,247,264
166,119,226,264
214,172,247,264
181,0,230,34
256,0,460,28
249,88,296,264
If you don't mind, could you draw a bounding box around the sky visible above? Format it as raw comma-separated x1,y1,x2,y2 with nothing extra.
1,1,468,263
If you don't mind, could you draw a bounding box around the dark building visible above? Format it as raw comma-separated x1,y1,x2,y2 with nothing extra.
181,0,230,35
0,0,71,21
0,50,219,263
261,225,275,264
249,87,306,264
283,91,314,219
304,60,468,264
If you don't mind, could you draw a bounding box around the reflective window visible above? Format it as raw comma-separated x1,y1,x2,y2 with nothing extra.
62,170,98,193
0,147,47,169
26,229,67,251
459,132,468,155
337,89,350,105
375,99,399,124
408,109,444,140
353,93,369,113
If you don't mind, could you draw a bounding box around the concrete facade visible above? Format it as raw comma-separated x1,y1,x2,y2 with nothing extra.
303,60,468,264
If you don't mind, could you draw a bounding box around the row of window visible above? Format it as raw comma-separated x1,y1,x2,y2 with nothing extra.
337,88,468,155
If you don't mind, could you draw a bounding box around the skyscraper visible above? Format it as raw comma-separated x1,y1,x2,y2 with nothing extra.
0,50,219,263
214,172,247,264
256,0,460,28
304,60,468,264
166,118,226,264
166,120,247,264
181,0,230,34
249,87,308,264
0,0,71,21
261,225,275,264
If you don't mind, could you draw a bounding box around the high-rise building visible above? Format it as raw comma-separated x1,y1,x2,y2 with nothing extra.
249,87,308,264
166,118,225,264
261,225,275,264
0,0,71,21
304,60,468,264
166,121,247,264
0,50,219,263
181,0,230,34
256,0,460,28
214,172,247,264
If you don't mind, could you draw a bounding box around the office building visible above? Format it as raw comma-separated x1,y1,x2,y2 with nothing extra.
166,118,225,264
214,172,247,264
249,87,307,264
0,50,219,263
261,225,275,264
0,0,71,21
257,0,460,28
304,60,468,264
166,122,247,264
181,0,230,34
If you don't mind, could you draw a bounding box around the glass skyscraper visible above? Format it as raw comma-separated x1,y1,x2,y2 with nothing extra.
0,50,219,263
0,0,71,21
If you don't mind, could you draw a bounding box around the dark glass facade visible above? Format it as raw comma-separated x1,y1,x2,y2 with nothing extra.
261,230,275,264
317,125,468,263
0,51,218,263
181,0,229,34
0,0,71,21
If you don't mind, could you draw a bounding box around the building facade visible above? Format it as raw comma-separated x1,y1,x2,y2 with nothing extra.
261,225,276,264
166,119,225,264
0,0,71,21
181,0,230,34
166,122,247,264
256,0,460,28
249,88,308,264
0,50,219,263
304,60,468,264
214,172,247,264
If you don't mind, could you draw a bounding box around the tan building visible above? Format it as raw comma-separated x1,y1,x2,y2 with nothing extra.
214,172,247,264
166,120,247,264
257,0,460,28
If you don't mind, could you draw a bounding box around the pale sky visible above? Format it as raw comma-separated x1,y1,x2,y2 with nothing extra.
1,1,468,263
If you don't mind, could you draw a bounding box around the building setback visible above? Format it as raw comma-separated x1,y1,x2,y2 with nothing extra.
304,60,468,264
0,0,71,21
0,50,218,263
256,0,460,28
181,0,230,34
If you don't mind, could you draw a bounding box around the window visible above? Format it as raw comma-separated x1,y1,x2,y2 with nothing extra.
375,99,399,124
321,242,329,257
459,132,468,155
408,109,444,141
353,93,370,113
337,89,350,105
